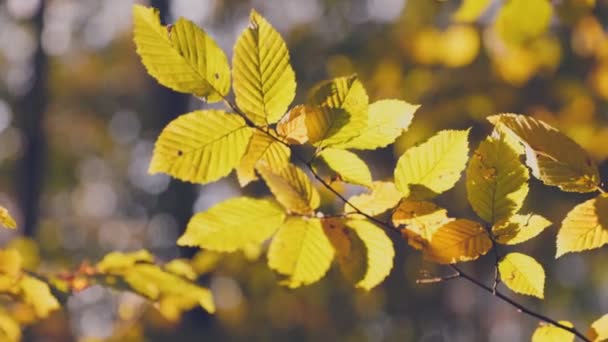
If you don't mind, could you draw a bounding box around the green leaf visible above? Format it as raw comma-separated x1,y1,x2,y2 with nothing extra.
305,76,369,148
453,0,492,22
494,0,553,45
532,321,575,342
492,214,551,245
334,99,418,150
466,133,529,224
318,148,372,187
344,181,401,216
498,252,545,299
149,110,252,185
489,113,600,193
423,219,492,264
268,217,334,288
556,194,608,258
236,130,290,187
589,314,608,342
132,5,230,101
346,220,394,290
258,163,320,215
233,10,296,125
394,129,470,199
177,197,286,252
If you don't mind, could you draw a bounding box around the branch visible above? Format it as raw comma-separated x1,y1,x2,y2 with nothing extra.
449,265,591,342
218,97,592,342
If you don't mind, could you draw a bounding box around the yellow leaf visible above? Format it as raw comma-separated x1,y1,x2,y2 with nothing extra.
98,251,215,317
305,76,368,148
164,259,198,280
344,181,401,216
18,275,60,318
0,207,16,229
423,219,492,264
322,218,367,284
394,129,470,199
556,194,608,258
268,217,334,288
589,314,608,342
318,148,372,187
233,10,296,125
392,200,452,250
149,110,252,184
334,99,418,150
97,250,155,273
236,130,290,186
494,0,553,45
0,249,21,278
276,105,309,144
6,238,40,271
532,321,575,342
489,114,600,193
0,310,20,342
190,250,222,276
346,220,394,290
453,0,492,22
132,5,230,101
177,197,285,252
493,214,551,245
258,163,320,215
466,134,529,223
498,252,545,298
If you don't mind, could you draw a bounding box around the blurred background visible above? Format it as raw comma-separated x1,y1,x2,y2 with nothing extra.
0,0,607,340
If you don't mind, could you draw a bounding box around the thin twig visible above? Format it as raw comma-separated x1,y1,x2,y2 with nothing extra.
449,265,591,342
597,185,606,194
416,272,460,284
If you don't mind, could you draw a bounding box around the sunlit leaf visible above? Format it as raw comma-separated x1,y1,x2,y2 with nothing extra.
0,249,21,278
492,214,551,245
344,181,401,216
532,321,575,342
268,217,334,288
164,259,197,280
488,114,600,193
423,219,492,264
258,163,320,215
466,134,529,223
322,218,366,284
305,76,368,148
318,148,372,187
6,238,40,270
453,0,492,22
498,252,545,298
276,105,309,144
233,10,296,125
236,130,290,186
494,0,553,45
18,276,60,318
556,194,608,258
132,5,230,101
149,110,253,184
334,99,418,150
178,197,285,252
97,251,215,318
0,310,20,342
589,314,608,342
392,200,452,250
346,220,394,290
0,207,16,229
394,129,470,199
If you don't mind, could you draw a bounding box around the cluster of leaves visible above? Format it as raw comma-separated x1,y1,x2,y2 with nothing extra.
132,3,608,341
0,207,215,341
